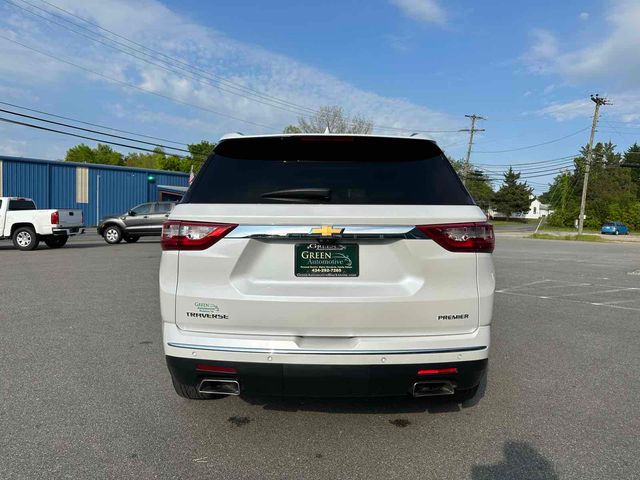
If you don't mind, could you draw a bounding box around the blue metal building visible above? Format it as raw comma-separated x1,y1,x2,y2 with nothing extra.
0,156,189,226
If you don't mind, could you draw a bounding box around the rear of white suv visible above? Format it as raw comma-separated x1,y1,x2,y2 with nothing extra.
161,134,494,400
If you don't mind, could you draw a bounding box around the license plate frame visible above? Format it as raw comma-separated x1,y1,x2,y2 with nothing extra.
294,243,359,277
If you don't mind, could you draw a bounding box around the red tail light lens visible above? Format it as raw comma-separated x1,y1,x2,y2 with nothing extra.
418,367,458,376
161,221,237,251
50,211,59,225
417,222,494,253
195,364,237,374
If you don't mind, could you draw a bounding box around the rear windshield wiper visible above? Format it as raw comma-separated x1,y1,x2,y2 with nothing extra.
260,188,331,203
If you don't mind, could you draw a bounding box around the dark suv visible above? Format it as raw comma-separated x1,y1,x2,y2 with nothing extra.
98,202,175,244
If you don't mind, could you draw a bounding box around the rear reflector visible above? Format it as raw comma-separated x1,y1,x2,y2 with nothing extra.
195,364,237,374
161,221,237,251
418,367,458,376
50,211,59,225
417,222,494,253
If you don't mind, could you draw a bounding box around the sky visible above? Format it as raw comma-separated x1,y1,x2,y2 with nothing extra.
1,0,640,193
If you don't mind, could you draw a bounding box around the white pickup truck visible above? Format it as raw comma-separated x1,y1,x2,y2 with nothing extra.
0,197,85,251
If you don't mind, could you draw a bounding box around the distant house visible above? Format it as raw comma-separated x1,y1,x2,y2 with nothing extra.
518,198,552,219
489,197,553,220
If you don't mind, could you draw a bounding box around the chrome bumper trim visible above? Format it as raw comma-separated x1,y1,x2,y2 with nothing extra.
226,224,423,239
167,342,487,355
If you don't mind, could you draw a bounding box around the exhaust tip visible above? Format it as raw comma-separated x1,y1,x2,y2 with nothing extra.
412,381,455,397
198,378,240,396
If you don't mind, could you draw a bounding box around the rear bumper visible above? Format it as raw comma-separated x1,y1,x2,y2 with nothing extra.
163,323,489,365
52,227,85,236
166,355,487,397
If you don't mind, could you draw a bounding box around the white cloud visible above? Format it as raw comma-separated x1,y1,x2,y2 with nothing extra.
0,0,462,144
523,1,640,87
579,12,590,21
535,93,640,122
521,29,559,73
0,135,27,156
522,1,640,123
389,0,446,25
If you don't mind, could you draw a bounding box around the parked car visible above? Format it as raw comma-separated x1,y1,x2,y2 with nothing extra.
0,197,85,251
160,134,495,401
97,202,175,244
601,221,629,235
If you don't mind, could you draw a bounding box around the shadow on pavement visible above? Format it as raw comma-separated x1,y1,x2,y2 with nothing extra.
472,442,559,480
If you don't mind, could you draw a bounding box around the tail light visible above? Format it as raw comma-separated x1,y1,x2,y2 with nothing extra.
195,364,237,374
161,221,237,251
50,211,59,225
417,222,494,253
418,367,458,375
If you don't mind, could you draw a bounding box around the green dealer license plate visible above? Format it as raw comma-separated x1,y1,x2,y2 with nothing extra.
295,243,359,277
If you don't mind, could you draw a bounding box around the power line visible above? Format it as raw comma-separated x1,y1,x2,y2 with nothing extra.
9,0,316,117
0,107,191,153
479,163,575,177
0,115,193,157
477,159,576,172
473,127,589,153
479,162,575,175
0,33,280,131
474,153,579,168
0,101,186,145
8,0,467,135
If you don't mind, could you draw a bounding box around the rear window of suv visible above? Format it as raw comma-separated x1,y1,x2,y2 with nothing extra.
184,136,473,205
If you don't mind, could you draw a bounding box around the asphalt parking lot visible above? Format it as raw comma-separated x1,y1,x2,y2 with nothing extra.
1,234,639,479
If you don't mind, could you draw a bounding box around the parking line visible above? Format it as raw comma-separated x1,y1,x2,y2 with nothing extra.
497,290,640,313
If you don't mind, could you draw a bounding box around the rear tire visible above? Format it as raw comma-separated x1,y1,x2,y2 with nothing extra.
103,225,122,244
44,235,68,248
170,376,224,400
12,226,39,251
124,235,140,243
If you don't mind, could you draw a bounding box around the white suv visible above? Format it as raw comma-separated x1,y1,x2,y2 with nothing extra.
160,134,494,401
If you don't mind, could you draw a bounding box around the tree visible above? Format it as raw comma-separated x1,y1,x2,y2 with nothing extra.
64,140,217,174
449,158,494,211
623,143,640,187
187,140,216,172
65,144,95,163
283,125,302,134
94,144,125,166
492,167,533,219
65,143,124,166
285,105,373,134
543,141,640,229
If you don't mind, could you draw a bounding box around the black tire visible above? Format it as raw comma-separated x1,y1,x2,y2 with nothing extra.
103,225,122,244
124,235,140,243
12,226,39,251
44,235,68,248
170,376,224,400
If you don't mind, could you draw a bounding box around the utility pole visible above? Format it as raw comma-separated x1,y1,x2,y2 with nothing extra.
461,114,485,184
577,94,610,234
